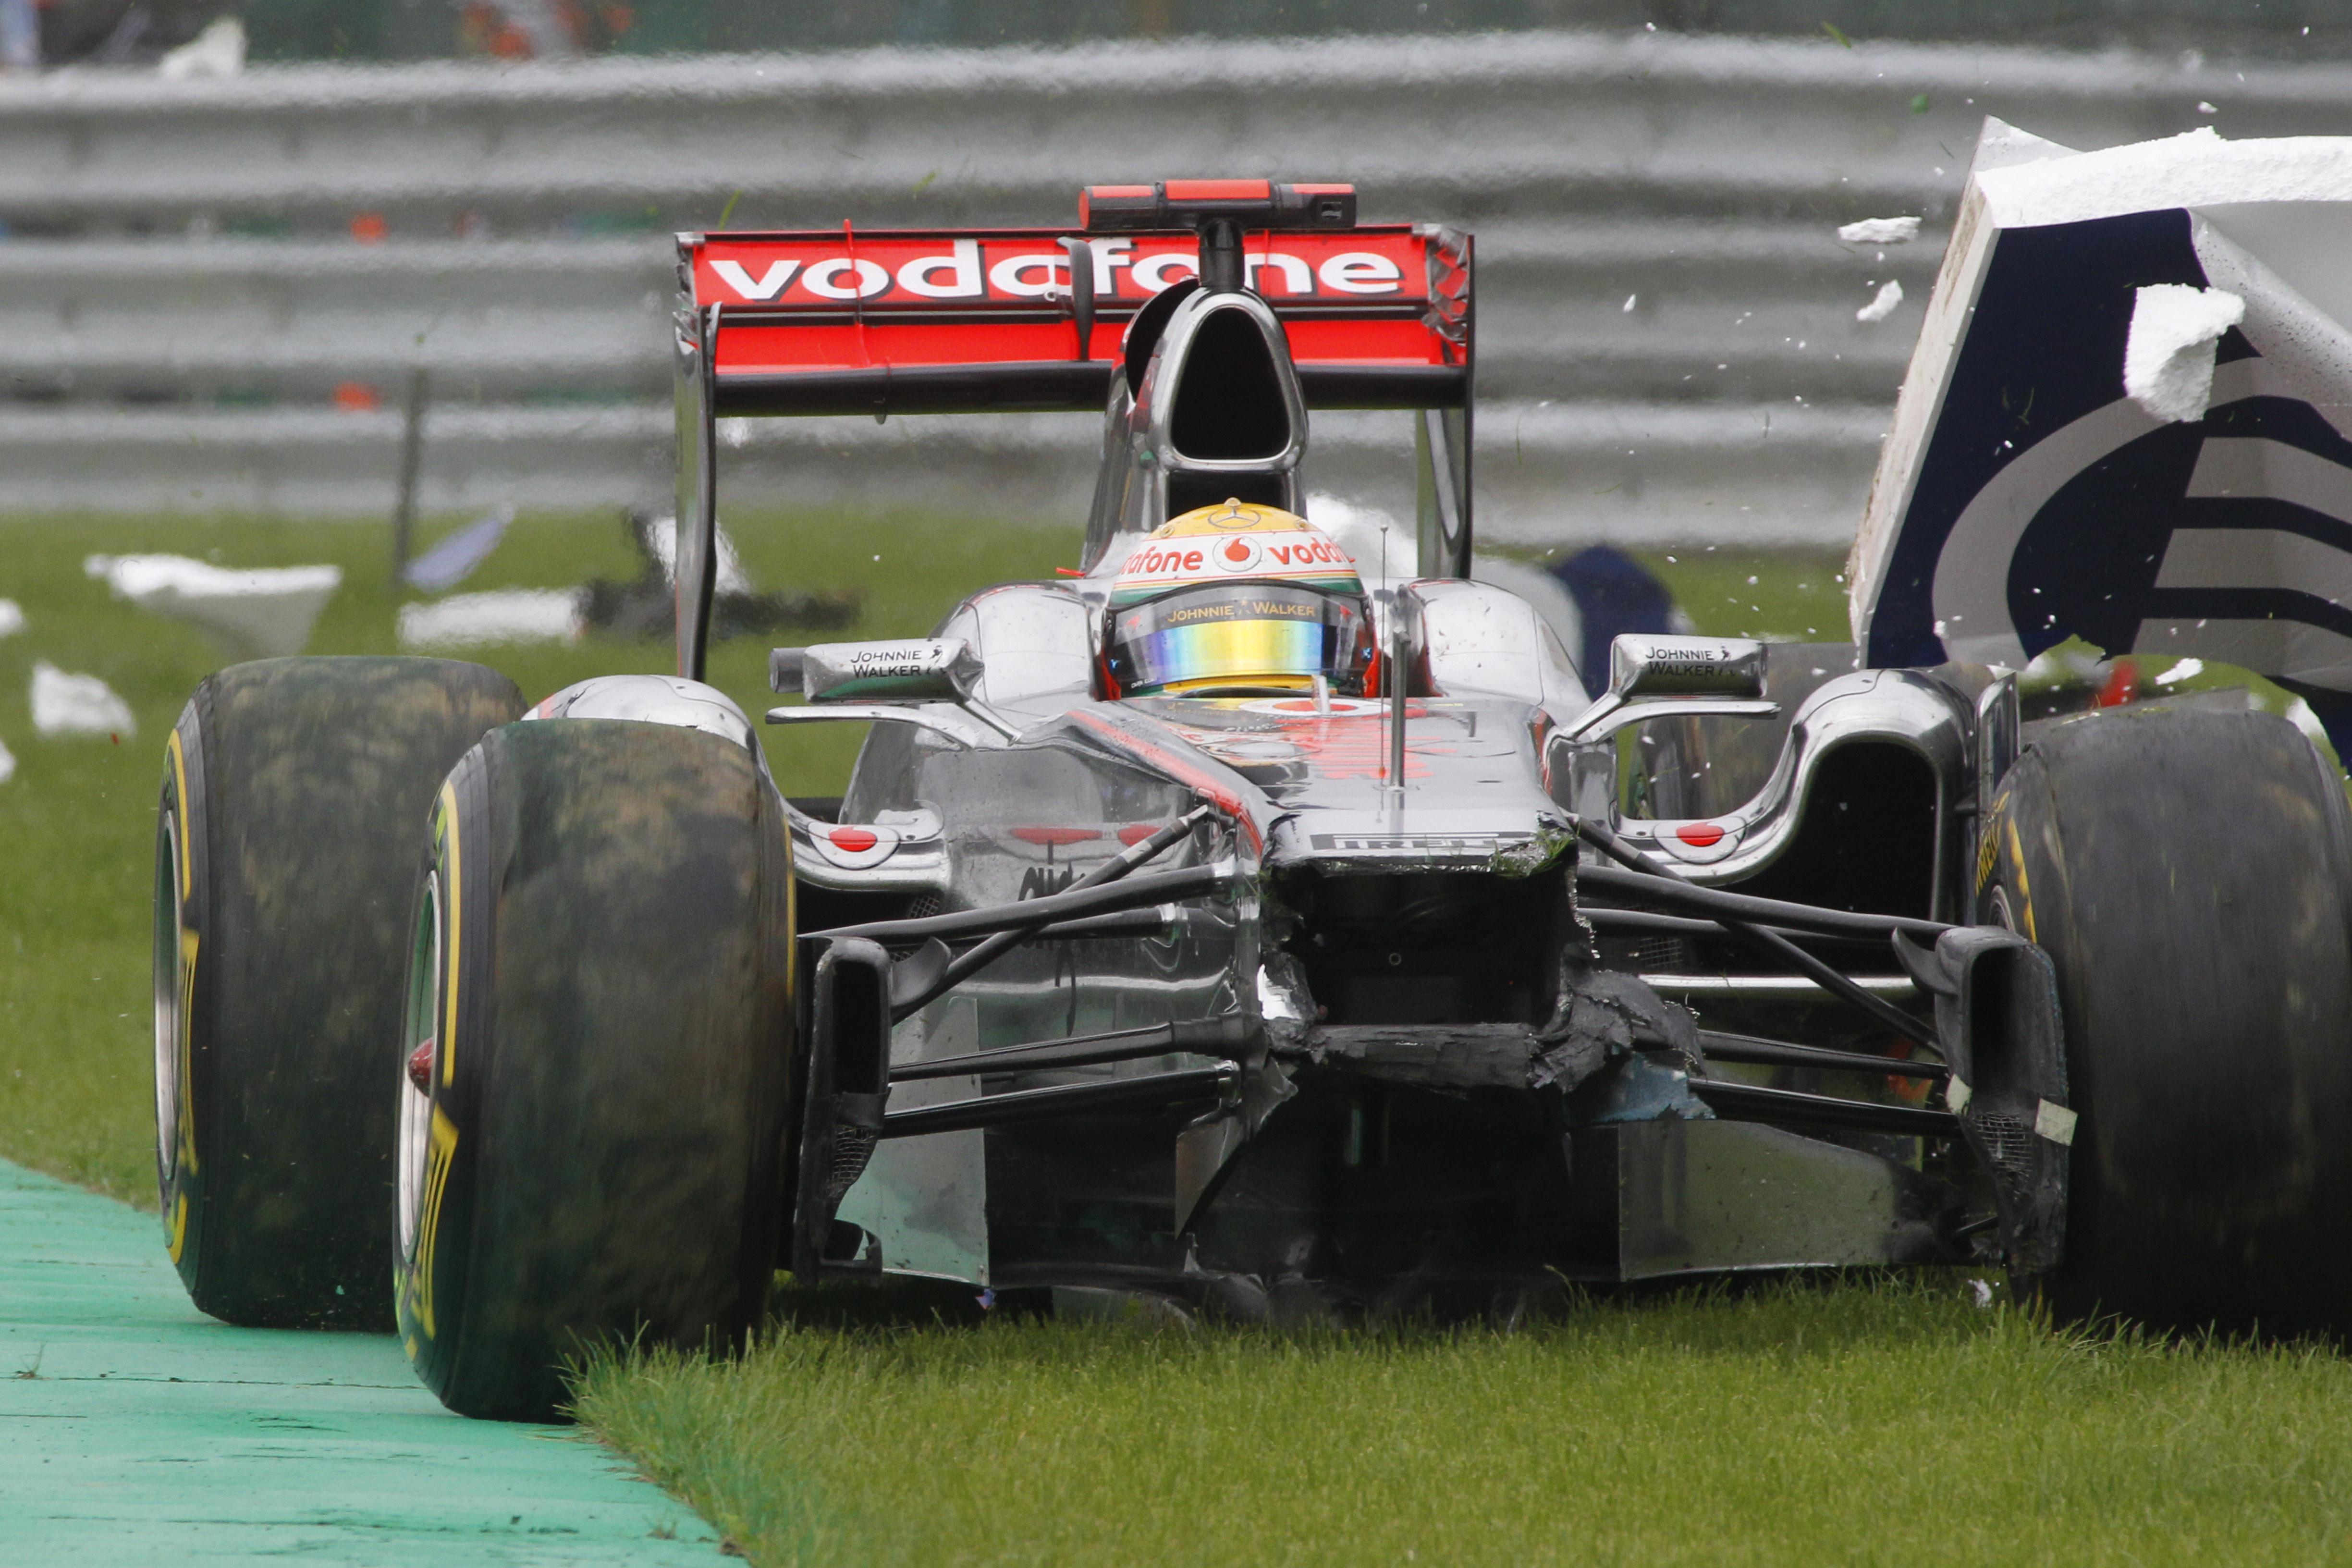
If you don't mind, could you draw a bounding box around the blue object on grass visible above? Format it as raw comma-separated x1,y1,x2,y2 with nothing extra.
404,505,515,592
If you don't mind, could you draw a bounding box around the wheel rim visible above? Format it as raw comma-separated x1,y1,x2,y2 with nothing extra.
396,870,442,1262
152,808,184,1189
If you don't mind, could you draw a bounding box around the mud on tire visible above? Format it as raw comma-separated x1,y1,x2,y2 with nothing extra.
394,718,795,1421
1979,707,2352,1336
156,657,525,1329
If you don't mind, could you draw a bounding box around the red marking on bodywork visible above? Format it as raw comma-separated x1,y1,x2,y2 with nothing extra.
1676,821,1726,847
828,826,880,852
1118,823,1162,846
407,1040,434,1094
2096,661,2138,708
1164,179,1273,201
1068,710,1262,854
1260,715,1436,781
1012,826,1101,846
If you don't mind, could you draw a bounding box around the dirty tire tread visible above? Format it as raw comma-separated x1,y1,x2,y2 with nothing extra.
161,656,525,1329
398,719,794,1422
1982,708,2352,1336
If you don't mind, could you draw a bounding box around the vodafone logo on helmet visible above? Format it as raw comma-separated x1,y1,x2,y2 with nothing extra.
1115,529,1355,587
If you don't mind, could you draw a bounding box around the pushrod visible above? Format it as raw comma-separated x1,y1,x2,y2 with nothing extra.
808,861,1226,946
1698,1029,1948,1081
880,1064,1236,1138
892,1017,1255,1082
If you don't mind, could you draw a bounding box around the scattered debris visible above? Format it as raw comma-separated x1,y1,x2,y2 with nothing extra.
0,600,20,639
2123,283,2244,423
1969,1278,1994,1308
1838,216,1921,245
1856,279,1905,322
31,662,135,738
404,505,515,592
158,15,244,78
0,738,15,785
397,589,585,651
86,554,341,662
1851,118,2352,763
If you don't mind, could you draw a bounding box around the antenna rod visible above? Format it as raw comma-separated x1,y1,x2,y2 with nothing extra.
1387,612,1408,800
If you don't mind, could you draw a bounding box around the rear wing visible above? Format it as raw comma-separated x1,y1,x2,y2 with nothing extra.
671,193,1472,679
674,224,1470,417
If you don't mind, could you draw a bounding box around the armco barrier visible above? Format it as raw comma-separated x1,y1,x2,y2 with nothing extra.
0,30,2343,541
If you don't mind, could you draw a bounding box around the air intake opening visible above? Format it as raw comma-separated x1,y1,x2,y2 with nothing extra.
1730,742,1938,918
1170,308,1292,461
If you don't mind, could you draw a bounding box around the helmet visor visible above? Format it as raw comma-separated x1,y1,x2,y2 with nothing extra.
1107,583,1371,696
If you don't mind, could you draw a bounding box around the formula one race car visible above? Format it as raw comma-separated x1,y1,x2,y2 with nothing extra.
152,174,2352,1423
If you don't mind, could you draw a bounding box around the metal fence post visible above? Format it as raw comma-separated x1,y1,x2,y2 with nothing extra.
392,367,430,579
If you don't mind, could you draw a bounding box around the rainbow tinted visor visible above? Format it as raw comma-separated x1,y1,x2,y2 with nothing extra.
1106,583,1372,696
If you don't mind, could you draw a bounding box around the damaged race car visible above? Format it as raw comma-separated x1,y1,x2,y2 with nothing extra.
152,171,2352,1423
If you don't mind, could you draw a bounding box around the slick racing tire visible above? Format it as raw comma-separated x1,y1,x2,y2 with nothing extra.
395,719,795,1422
156,657,525,1329
1979,707,2352,1336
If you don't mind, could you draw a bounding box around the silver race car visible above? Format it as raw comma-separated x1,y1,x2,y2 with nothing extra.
153,179,2352,1421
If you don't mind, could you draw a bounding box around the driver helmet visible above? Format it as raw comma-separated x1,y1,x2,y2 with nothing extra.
1103,500,1375,697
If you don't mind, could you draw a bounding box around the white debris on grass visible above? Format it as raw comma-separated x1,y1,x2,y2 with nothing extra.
158,15,245,78
0,738,13,784
0,600,21,639
31,661,135,738
397,588,586,651
86,554,342,661
2124,283,2245,423
1856,280,1905,322
2154,657,2205,686
1969,1278,1994,1309
1838,216,1921,245
641,515,752,595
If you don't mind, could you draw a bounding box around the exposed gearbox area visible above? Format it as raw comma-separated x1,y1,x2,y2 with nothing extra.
1273,867,1571,1028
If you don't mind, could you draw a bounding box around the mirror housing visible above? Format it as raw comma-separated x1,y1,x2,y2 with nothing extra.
772,639,983,704
1608,635,1767,700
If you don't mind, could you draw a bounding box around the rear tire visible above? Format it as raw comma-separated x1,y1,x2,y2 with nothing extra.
156,657,525,1328
1979,708,2352,1335
394,718,795,1421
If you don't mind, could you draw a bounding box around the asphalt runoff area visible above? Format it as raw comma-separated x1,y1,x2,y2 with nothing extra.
0,1159,719,1563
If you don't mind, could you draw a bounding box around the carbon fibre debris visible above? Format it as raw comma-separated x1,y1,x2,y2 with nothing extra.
0,1158,722,1564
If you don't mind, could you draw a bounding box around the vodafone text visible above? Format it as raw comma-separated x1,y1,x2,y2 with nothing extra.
704,238,1407,306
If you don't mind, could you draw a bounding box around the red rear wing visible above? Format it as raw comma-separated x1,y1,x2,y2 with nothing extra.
676,224,1471,417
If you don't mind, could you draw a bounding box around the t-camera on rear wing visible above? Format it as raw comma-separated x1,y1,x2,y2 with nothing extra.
670,180,1474,679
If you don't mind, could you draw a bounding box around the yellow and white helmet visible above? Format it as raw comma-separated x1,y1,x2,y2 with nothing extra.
1103,501,1375,696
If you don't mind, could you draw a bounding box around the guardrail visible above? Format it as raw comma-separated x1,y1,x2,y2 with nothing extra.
1,29,2343,540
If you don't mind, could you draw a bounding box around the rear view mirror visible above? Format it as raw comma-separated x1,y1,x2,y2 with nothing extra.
772,639,983,704
1608,635,1767,700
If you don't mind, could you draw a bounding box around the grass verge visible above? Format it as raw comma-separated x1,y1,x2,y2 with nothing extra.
7,513,2340,1568
576,1274,2352,1567
0,506,1068,1203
